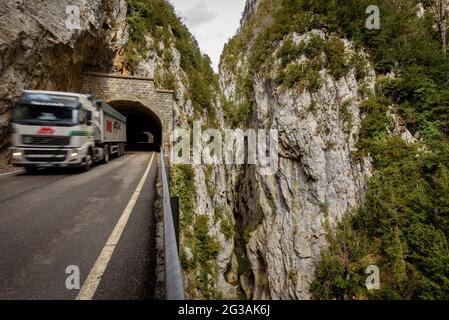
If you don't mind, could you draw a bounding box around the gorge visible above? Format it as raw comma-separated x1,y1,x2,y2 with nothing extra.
1,0,449,300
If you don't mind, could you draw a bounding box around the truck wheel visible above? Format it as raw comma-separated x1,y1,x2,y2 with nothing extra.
83,150,94,172
102,146,110,164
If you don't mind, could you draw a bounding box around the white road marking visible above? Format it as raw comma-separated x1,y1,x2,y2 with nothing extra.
0,169,24,177
76,153,155,300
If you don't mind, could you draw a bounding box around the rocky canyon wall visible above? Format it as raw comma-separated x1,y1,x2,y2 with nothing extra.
219,0,374,299
0,0,129,153
0,0,408,301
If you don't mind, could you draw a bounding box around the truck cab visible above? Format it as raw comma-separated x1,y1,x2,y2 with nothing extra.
10,90,101,172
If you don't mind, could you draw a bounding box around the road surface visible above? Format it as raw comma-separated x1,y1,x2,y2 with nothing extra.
0,152,158,300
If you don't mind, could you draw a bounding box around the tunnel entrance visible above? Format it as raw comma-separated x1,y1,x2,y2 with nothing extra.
108,100,162,152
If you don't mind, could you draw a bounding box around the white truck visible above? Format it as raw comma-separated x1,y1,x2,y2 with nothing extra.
10,90,127,172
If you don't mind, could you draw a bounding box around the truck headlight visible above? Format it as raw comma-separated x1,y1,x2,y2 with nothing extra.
12,150,23,158
69,149,80,161
69,151,79,160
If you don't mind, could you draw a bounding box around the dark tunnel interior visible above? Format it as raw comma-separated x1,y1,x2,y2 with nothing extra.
108,100,162,152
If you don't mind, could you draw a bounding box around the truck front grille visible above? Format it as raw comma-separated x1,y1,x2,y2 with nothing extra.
22,135,71,146
24,149,68,162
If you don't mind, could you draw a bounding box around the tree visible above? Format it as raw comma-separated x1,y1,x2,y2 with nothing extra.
427,0,449,53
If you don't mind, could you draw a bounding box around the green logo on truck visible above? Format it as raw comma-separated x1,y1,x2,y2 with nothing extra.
70,130,92,137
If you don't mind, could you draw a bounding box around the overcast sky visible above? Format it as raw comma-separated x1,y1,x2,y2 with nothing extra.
169,0,246,72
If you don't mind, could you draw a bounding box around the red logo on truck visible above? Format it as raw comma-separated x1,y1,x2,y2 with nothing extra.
37,127,55,135
106,120,112,133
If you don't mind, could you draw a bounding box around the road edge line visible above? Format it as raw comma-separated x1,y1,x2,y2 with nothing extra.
0,169,24,177
76,153,155,300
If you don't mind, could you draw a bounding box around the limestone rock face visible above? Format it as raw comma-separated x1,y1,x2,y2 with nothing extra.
247,70,373,299
0,0,127,150
220,2,374,299
241,0,261,26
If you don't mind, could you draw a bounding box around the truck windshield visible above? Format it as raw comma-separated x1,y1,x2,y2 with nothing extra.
12,105,77,126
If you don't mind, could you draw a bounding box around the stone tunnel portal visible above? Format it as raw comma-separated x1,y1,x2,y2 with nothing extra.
109,100,162,151
81,72,174,154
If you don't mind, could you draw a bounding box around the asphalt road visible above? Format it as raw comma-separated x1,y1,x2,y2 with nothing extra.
0,152,158,300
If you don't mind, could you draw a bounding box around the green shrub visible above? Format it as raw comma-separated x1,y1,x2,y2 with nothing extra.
154,70,177,91
276,61,322,93
350,51,369,81
163,47,173,65
193,215,221,263
288,269,298,283
279,63,303,88
181,248,196,270
171,164,195,229
305,68,323,93
243,226,254,244
304,35,325,59
355,97,389,159
220,219,234,240
277,39,305,67
324,37,350,79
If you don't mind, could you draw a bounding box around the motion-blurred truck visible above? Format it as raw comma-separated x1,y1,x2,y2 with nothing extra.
10,90,127,172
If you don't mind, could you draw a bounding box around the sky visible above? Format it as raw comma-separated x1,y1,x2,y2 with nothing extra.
169,0,247,72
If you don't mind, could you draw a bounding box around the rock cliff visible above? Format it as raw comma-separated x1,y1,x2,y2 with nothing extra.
220,1,374,299
0,0,128,152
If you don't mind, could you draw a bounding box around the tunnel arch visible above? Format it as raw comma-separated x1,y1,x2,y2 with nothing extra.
108,98,163,151
81,72,175,155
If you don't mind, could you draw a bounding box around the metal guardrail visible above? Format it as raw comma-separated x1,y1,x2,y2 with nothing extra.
160,151,186,300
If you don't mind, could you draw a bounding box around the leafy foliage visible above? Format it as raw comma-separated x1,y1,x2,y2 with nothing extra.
171,164,195,229
193,215,221,263
313,133,449,299
279,0,449,300
220,219,234,240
